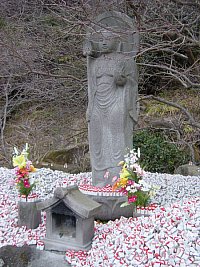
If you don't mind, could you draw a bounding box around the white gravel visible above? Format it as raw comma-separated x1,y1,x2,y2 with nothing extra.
0,167,199,266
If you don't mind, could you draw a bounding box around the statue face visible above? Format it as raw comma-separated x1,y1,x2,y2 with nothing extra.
98,31,118,54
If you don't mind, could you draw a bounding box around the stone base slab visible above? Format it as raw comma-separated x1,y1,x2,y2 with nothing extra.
43,237,91,252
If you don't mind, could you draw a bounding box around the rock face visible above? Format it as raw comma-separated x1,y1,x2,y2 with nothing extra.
38,143,90,173
174,164,200,176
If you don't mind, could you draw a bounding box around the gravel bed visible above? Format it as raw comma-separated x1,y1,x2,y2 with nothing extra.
0,167,199,266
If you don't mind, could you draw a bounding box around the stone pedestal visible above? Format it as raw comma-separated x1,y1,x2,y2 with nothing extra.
18,201,41,229
87,195,134,221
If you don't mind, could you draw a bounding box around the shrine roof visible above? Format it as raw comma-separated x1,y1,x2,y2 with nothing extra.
37,185,101,219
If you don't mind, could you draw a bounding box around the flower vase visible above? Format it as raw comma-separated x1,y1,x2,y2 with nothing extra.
18,199,41,229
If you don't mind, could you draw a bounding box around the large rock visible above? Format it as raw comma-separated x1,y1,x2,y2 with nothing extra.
38,143,90,174
0,245,32,267
0,245,69,267
0,258,5,267
174,163,200,176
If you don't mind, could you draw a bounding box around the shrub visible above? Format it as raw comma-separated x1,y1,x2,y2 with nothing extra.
133,129,189,174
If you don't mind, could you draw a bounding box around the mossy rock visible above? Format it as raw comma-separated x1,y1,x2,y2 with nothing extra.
174,164,200,176
37,143,90,173
0,245,32,267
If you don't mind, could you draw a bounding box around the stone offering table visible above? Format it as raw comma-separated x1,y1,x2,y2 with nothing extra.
79,184,153,220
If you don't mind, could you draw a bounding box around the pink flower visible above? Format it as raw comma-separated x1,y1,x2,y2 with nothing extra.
104,171,109,179
133,163,145,176
23,179,30,188
119,188,128,195
112,176,118,182
128,195,137,204
127,180,135,185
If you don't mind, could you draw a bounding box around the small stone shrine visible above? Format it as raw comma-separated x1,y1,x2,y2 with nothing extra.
37,185,101,251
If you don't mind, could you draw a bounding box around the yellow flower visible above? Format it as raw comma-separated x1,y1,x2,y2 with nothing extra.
122,163,129,171
118,161,125,166
119,177,128,187
112,181,119,191
13,154,26,169
30,165,37,172
120,168,130,179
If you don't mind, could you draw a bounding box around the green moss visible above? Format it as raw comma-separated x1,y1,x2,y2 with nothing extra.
0,17,6,28
146,101,178,116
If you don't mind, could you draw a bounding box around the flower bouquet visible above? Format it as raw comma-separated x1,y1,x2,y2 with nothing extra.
12,143,37,201
112,148,158,208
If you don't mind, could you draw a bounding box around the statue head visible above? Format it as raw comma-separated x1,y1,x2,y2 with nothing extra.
97,30,120,54
84,11,139,57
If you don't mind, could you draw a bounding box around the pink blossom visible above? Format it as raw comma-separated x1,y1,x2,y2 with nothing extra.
133,163,145,176
127,180,135,185
112,176,118,182
128,195,137,203
23,179,30,188
15,167,20,175
119,188,128,195
104,171,109,179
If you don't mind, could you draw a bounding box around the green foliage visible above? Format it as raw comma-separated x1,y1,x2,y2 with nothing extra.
0,17,6,28
133,129,189,174
146,101,178,116
183,125,194,134
17,181,35,200
134,191,150,207
42,15,60,27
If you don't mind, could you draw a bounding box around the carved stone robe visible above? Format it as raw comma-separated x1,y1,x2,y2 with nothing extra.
87,53,138,186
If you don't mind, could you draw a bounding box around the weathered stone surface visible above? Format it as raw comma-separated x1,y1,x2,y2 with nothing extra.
174,164,200,176
84,11,139,186
88,195,134,220
0,258,4,267
37,186,101,252
37,186,102,219
28,249,69,267
18,201,41,229
0,245,32,267
0,245,69,267
38,143,90,174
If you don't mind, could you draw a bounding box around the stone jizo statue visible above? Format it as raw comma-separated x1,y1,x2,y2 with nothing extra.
84,12,139,187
